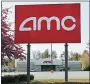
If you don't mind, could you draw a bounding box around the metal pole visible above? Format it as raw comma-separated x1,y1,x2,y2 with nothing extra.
61,54,63,68
27,43,30,84
51,43,53,65
65,43,68,82
51,43,53,69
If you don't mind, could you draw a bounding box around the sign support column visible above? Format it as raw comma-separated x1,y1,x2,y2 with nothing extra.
27,43,30,84
65,43,68,82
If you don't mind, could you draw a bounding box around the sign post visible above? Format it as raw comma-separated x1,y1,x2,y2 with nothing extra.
65,43,68,82
27,44,30,84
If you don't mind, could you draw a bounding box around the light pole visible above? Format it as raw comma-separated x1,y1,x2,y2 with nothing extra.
51,43,53,65
61,54,64,68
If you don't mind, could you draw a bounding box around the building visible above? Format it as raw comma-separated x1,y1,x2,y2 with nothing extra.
15,58,82,72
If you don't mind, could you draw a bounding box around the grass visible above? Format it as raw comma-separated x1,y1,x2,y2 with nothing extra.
33,79,89,83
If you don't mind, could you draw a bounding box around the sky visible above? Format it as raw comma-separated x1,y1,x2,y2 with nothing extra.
2,2,89,59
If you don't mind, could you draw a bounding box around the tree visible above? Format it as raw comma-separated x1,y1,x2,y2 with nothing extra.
3,57,15,68
42,49,50,58
84,64,90,71
80,50,89,70
86,41,90,50
51,50,57,59
84,41,90,71
70,52,81,61
32,50,42,60
60,51,71,61
80,42,90,71
1,8,26,63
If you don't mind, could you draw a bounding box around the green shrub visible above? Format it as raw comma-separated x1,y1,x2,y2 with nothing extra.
1,75,15,83
1,74,34,84
84,64,90,71
18,74,27,82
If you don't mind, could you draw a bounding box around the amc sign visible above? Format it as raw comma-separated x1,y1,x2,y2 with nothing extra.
43,61,51,64
15,4,81,43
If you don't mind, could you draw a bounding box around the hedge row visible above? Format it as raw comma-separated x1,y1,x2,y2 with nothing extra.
1,74,34,83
